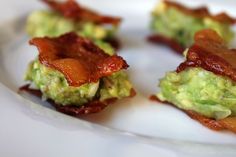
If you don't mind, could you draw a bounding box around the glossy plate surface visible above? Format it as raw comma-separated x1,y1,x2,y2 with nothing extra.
1,0,236,156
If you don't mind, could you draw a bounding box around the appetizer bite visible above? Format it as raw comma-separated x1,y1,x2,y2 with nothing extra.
20,33,135,116
152,29,236,133
148,0,236,54
26,0,122,54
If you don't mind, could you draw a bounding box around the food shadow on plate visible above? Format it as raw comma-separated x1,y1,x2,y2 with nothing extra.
80,94,144,124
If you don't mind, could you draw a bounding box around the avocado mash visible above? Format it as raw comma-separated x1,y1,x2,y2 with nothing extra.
26,10,117,39
157,67,236,120
151,2,234,47
26,10,117,55
25,60,133,106
100,71,133,101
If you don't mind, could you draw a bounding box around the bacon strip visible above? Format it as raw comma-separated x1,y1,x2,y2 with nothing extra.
147,34,185,55
219,117,236,133
150,95,236,133
177,29,236,83
42,0,121,25
29,32,128,87
185,110,225,131
164,0,236,24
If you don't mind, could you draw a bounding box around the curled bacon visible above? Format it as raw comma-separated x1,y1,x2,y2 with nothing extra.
150,95,236,133
29,32,128,87
164,0,236,24
177,29,236,82
42,0,121,25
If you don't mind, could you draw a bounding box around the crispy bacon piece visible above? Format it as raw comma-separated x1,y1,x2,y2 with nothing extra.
185,110,225,131
29,32,128,87
219,117,236,133
164,0,236,24
53,99,116,115
42,0,121,25
19,84,135,116
149,95,236,133
177,29,236,83
147,34,185,54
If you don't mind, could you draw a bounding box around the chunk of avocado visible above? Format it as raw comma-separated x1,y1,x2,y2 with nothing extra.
25,60,100,106
25,60,133,106
157,67,236,120
26,10,117,40
26,10,117,55
100,71,133,101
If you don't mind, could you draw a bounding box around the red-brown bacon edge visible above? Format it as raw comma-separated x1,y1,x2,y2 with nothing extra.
19,84,136,115
149,95,236,133
177,29,236,83
29,32,128,87
42,0,121,26
164,0,236,24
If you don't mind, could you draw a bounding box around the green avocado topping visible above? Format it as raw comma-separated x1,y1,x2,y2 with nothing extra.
100,71,133,101
157,67,236,120
25,60,133,106
151,3,234,47
26,10,117,40
26,10,118,55
25,60,99,106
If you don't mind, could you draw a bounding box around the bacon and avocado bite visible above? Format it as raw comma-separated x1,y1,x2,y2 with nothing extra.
152,29,236,133
148,0,236,54
26,0,121,55
21,33,135,116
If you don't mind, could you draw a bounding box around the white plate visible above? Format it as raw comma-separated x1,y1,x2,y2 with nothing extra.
1,0,236,156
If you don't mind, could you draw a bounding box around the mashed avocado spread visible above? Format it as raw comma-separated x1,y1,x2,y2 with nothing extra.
25,60,132,106
151,2,234,47
26,10,117,55
157,67,236,120
27,10,117,40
